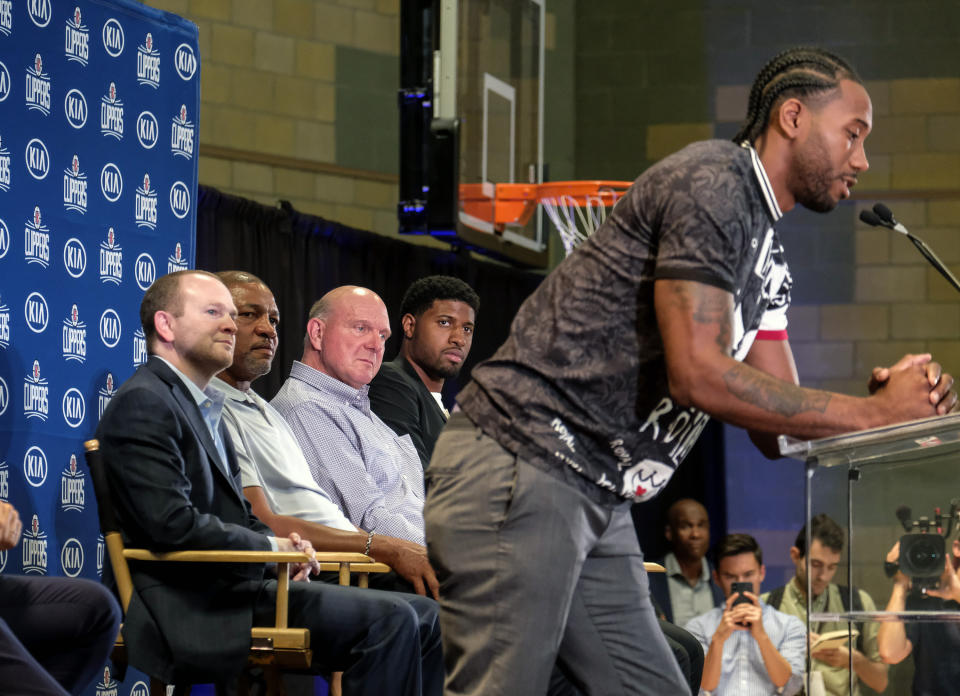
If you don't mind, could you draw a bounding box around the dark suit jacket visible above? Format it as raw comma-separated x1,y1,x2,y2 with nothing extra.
368,355,447,468
96,357,273,684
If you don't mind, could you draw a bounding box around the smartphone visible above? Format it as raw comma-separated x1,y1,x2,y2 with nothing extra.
731,582,752,606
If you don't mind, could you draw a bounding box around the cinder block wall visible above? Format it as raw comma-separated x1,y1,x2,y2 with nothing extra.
142,0,575,247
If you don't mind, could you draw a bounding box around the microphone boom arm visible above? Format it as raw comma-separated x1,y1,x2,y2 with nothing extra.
908,233,960,294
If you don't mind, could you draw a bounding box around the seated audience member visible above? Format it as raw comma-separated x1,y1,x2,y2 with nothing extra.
210,271,437,597
0,501,121,696
686,534,804,696
762,514,887,695
368,275,479,468
96,270,441,693
877,533,960,694
651,498,724,627
272,286,425,544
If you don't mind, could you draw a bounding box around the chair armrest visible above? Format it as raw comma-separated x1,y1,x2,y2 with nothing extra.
317,561,391,574
123,549,310,563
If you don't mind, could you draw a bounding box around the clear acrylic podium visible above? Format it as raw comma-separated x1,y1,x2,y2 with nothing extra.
780,413,960,694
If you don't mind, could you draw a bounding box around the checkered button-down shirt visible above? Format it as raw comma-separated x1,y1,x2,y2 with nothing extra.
271,361,425,544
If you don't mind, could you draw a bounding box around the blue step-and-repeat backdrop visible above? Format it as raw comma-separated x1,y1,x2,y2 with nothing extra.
0,0,198,693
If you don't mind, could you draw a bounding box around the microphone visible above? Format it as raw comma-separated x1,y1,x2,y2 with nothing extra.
860,202,960,294
858,209,884,228
896,505,913,532
873,203,910,235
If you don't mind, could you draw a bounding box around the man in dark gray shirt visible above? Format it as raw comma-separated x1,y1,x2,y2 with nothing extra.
425,47,957,696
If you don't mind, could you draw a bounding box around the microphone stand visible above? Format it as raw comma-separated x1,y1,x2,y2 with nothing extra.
859,204,960,294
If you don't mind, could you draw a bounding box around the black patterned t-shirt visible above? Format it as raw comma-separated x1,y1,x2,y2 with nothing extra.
458,140,792,505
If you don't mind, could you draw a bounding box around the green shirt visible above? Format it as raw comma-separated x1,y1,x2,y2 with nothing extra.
761,579,881,696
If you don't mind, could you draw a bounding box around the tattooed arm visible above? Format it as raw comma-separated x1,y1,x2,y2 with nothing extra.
741,338,801,457
654,278,950,445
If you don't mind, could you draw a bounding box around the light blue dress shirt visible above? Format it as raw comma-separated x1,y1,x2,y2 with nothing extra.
685,602,806,696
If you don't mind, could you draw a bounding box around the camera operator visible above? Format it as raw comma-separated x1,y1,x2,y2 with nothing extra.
877,537,960,695
685,534,805,695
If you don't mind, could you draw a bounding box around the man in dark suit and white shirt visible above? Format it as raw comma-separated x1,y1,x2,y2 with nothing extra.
95,270,442,693
368,275,479,468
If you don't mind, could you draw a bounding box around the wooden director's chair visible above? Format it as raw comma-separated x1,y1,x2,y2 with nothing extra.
83,439,389,696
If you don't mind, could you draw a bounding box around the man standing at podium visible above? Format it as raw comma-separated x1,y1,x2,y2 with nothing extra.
425,46,956,696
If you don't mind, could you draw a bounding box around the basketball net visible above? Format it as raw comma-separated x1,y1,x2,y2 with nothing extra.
539,183,630,257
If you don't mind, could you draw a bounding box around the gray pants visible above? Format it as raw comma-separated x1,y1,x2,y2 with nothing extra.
425,413,688,696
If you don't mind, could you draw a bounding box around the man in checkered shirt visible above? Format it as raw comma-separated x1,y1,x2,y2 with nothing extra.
272,286,425,545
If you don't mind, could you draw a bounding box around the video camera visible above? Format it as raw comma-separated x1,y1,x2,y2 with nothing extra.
892,502,959,592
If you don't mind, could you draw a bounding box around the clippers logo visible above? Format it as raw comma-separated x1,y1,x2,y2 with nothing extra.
170,181,190,219
0,217,8,258
170,105,194,159
96,666,119,696
134,252,156,290
168,242,187,273
135,174,158,230
102,18,124,57
0,376,7,416
60,538,83,577
0,297,9,348
136,33,160,89
0,1,10,37
175,43,197,80
96,534,104,577
100,163,122,202
60,454,85,512
24,292,49,333
100,82,123,139
24,360,49,421
25,139,50,180
0,61,9,102
24,446,48,488
62,388,85,428
63,154,88,213
62,304,87,363
21,514,48,574
65,8,90,66
98,373,116,418
136,110,158,149
25,53,51,115
99,309,121,348
0,133,10,191
64,89,87,129
27,0,51,27
133,327,147,366
0,460,7,499
99,228,122,284
25,207,51,268
63,237,87,278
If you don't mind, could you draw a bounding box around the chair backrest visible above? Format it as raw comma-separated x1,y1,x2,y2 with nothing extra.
84,438,134,613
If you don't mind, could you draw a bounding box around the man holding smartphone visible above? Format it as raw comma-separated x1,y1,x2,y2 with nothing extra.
685,534,805,695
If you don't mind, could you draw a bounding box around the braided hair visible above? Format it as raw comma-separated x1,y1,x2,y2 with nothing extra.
733,47,862,145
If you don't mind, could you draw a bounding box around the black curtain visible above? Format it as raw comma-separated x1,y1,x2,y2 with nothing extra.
195,185,544,402
194,184,727,553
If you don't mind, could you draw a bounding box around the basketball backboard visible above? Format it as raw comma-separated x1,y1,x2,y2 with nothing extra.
436,0,546,265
